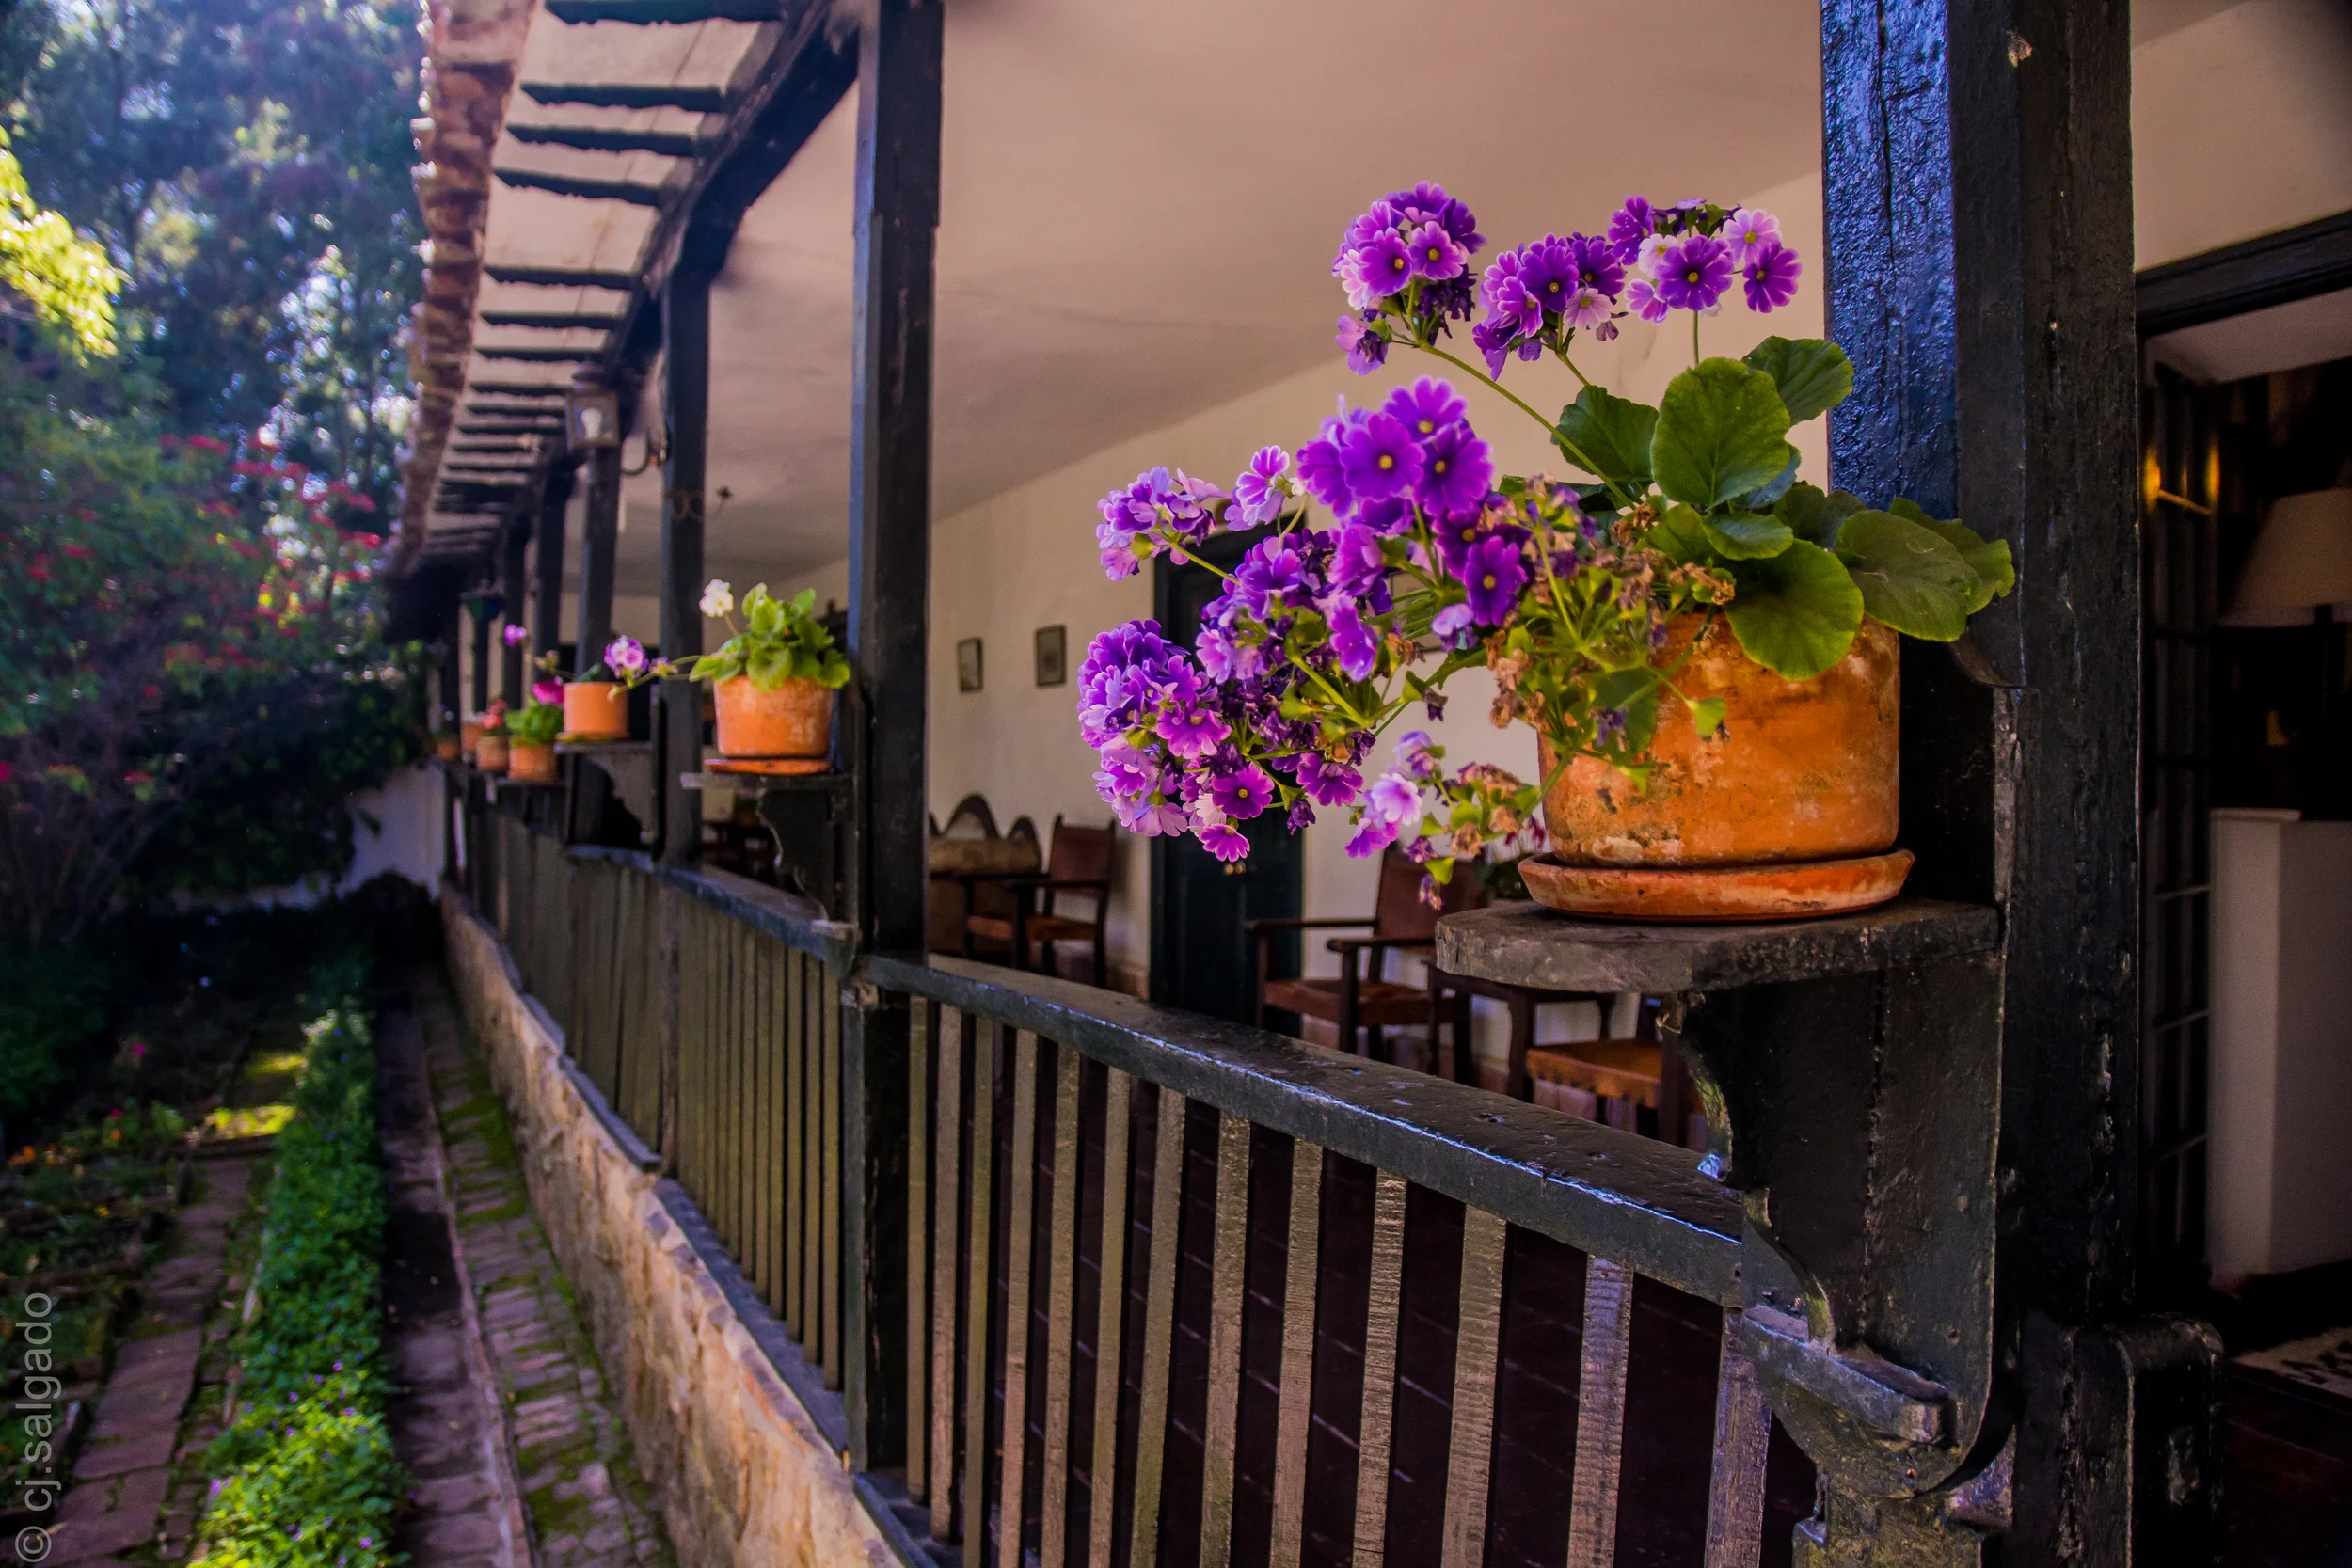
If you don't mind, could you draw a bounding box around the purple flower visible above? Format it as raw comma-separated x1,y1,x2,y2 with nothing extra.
1514,235,1580,316
1330,524,1389,591
1159,705,1229,759
1327,600,1379,679
1560,285,1613,333
1354,494,1412,535
1095,467,1230,580
1463,534,1529,625
1414,422,1493,519
1346,768,1423,858
502,623,527,647
1606,197,1656,263
1232,446,1290,526
1405,219,1468,282
1382,376,1468,442
1568,233,1627,299
1356,230,1415,300
1594,706,1629,746
1433,509,1528,578
1211,765,1278,820
1396,730,1440,780
1339,413,1423,502
1286,799,1316,832
1654,234,1734,312
605,635,646,676
1430,601,1474,641
1199,821,1250,862
531,679,563,705
1389,182,1483,250
1336,314,1387,375
1295,752,1363,806
1235,541,1309,616
1741,243,1802,312
1624,277,1672,324
1295,418,1355,512
1723,207,1782,264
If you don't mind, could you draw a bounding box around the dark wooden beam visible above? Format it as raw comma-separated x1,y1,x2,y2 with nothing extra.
450,440,540,454
580,444,622,676
679,10,855,270
505,122,706,159
548,0,782,22
520,81,730,113
456,420,565,436
500,522,530,707
475,346,601,363
494,166,670,207
466,381,577,398
2135,208,2352,336
484,264,641,290
478,311,628,331
657,263,712,865
534,464,575,667
841,0,938,1480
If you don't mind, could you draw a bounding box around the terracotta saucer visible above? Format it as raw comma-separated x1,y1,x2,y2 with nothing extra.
703,755,832,776
1518,848,1915,923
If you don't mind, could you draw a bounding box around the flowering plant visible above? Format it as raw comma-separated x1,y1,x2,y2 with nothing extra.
682,580,850,690
475,698,508,735
505,699,563,747
1081,182,2013,895
574,634,659,689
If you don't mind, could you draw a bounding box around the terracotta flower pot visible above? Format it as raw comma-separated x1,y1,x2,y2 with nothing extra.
713,675,835,760
460,721,484,759
475,734,510,774
508,742,558,784
563,681,628,740
435,736,461,762
1533,615,1907,920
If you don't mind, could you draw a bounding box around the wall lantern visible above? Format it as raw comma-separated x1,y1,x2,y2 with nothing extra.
567,384,622,451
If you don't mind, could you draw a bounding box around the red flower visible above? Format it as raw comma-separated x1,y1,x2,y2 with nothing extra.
61,544,92,559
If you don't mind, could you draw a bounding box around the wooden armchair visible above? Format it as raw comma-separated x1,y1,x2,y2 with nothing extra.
961,816,1114,986
1247,847,1482,1060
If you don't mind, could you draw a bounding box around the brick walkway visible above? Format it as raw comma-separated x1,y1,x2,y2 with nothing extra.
392,973,672,1568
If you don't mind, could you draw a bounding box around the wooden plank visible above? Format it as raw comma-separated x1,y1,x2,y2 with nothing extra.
1268,1139,1323,1568
998,1031,1041,1568
961,1021,997,1549
929,1007,964,1542
906,999,930,1507
785,948,805,1339
656,263,708,865
1439,1207,1507,1568
1702,1312,1771,1568
1086,1068,1133,1568
1039,1044,1084,1568
1350,1170,1408,1568
1565,1257,1635,1568
1128,1088,1187,1568
821,959,842,1385
1198,1113,1252,1568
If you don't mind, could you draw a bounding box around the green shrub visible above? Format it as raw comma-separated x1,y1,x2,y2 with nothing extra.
203,957,401,1568
0,944,122,1134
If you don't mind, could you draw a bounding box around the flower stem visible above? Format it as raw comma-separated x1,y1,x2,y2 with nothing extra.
1691,310,1701,368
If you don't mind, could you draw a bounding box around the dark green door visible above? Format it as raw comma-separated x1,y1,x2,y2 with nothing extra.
1149,531,1303,1023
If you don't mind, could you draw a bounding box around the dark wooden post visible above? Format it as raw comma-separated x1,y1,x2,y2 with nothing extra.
1818,0,2219,1559
470,599,492,714
580,444,622,673
440,606,464,733
534,463,575,669
840,0,941,1476
658,266,712,866
500,521,529,706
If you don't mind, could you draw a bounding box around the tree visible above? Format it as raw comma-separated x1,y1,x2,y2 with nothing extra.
0,130,119,357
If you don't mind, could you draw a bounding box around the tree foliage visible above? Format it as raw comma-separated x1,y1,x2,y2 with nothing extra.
0,130,120,357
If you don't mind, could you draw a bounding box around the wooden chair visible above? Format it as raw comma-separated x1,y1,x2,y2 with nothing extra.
1247,847,1480,1060
1521,1001,1703,1148
961,816,1114,986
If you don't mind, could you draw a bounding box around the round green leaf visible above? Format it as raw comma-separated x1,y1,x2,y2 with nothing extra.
1724,540,1866,679
1741,336,1855,424
1889,499,2015,610
1651,358,1797,512
1554,386,1658,486
1835,510,1977,641
1700,511,1796,560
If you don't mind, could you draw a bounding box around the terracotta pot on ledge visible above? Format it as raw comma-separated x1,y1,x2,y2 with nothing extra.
474,734,510,774
713,675,834,764
1529,614,1911,922
508,742,558,784
435,735,461,762
563,681,628,740
460,720,484,759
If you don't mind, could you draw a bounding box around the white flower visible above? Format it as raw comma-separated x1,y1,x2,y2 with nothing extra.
699,578,734,619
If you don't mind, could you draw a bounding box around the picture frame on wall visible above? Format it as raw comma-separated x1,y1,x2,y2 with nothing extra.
1035,624,1067,687
956,637,983,692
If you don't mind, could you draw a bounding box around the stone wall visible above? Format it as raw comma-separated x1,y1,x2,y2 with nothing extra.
439,885,896,1568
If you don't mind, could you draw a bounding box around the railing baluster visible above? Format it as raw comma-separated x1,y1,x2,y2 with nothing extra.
907,999,932,1509
1039,1044,1084,1568
1566,1257,1635,1568
1440,1207,1508,1568
999,1031,1042,1568
930,1007,966,1543
820,959,841,1384
1268,1138,1323,1568
1352,1168,1408,1568
1127,1087,1187,1568
1086,1068,1133,1568
786,949,806,1340
1702,1311,1771,1568
754,933,774,1307
764,935,785,1310
962,1022,998,1553
1199,1112,1251,1568
731,916,750,1258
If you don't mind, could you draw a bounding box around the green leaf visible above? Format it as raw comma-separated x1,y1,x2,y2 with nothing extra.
1644,504,1715,564
1688,695,1728,738
1740,450,1802,511
1889,499,2015,611
1835,510,1979,641
1772,483,1851,548
1700,511,1795,560
1741,337,1855,424
746,641,795,689
1589,667,1661,757
1554,386,1658,486
1724,540,1866,679
1650,358,1796,512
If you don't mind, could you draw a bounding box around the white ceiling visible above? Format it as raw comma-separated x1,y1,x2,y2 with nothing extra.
603,0,1828,587
2149,287,2352,383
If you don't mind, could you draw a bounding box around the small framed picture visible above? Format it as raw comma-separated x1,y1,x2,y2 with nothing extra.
1034,625,1068,687
956,637,984,692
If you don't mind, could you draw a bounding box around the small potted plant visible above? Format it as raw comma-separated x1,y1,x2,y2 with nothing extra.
562,636,656,740
434,708,461,762
1076,182,2013,921
473,699,510,774
505,685,565,783
682,580,850,769
460,713,485,760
